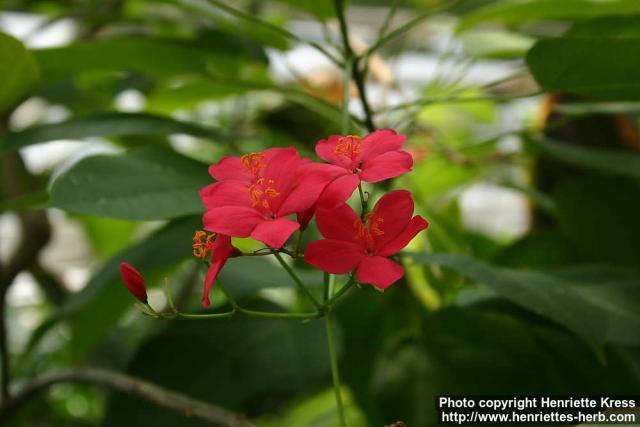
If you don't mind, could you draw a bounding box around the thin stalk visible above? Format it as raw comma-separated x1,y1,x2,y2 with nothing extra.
325,313,347,427
271,251,321,310
204,0,341,66
323,276,356,309
357,184,368,219
342,57,353,135
238,308,320,320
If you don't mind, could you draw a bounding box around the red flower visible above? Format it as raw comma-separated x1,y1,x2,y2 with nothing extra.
200,147,339,248
193,231,239,308
119,262,148,303
315,129,413,205
304,190,428,290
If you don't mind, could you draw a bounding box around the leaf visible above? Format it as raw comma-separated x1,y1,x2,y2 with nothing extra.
526,37,640,100
566,15,640,37
411,253,608,346
461,29,534,59
33,37,240,83
554,175,640,267
2,113,225,151
49,147,211,220
102,301,331,427
533,139,640,182
457,0,640,32
0,32,39,112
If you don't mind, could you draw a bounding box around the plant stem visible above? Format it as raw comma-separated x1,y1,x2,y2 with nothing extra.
357,183,368,219
322,276,356,309
334,0,375,132
272,250,321,310
325,312,347,427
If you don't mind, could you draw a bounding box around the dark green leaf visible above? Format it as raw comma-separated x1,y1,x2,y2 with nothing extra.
411,253,608,346
33,37,240,83
2,113,225,151
458,0,640,31
534,139,640,182
526,37,640,100
272,0,334,19
0,32,39,112
49,147,211,220
102,301,330,427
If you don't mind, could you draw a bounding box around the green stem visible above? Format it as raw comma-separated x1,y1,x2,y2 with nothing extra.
342,57,353,135
272,251,322,310
176,311,236,320
238,307,320,320
323,276,356,308
357,183,367,219
325,313,347,427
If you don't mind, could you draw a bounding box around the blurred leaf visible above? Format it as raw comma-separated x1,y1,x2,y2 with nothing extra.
461,29,534,59
551,265,640,346
458,0,640,31
526,37,640,100
272,0,334,19
102,301,330,427
49,147,210,220
79,216,138,259
411,253,608,346
555,175,640,267
566,14,640,37
0,32,39,112
65,216,201,362
2,113,225,151
533,139,640,182
33,37,240,83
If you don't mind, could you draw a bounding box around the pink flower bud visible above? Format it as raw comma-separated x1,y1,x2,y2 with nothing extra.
119,262,148,303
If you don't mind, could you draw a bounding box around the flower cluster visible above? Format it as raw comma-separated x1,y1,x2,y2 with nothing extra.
121,129,428,307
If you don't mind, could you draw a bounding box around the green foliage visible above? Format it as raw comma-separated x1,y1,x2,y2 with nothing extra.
49,148,211,220
0,32,39,112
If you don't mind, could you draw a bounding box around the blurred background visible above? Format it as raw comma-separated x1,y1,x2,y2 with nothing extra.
0,0,639,426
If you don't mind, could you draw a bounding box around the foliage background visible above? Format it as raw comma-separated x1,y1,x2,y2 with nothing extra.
1,0,639,426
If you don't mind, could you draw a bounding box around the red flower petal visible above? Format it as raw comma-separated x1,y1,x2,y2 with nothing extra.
250,217,300,248
305,240,364,274
378,215,429,256
315,135,354,168
316,202,362,245
119,262,148,303
202,235,235,307
203,206,263,237
355,255,404,289
357,129,406,162
278,162,344,216
317,173,360,208
208,156,247,182
360,150,413,183
199,182,250,210
369,190,415,250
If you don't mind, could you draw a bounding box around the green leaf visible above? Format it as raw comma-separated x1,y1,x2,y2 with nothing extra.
411,253,608,346
533,139,640,182
102,301,330,426
49,147,211,220
0,32,39,112
526,37,640,100
461,29,534,59
2,113,225,151
33,37,240,83
566,15,640,37
458,0,640,32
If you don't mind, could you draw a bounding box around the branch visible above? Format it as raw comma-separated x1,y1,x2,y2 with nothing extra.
0,368,256,427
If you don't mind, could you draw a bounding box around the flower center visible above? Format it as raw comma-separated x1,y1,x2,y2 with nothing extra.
354,213,385,250
248,177,281,210
192,230,217,259
241,152,266,175
334,135,362,159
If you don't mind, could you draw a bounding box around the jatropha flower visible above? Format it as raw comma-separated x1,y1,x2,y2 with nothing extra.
314,129,413,206
305,190,428,290
200,147,340,249
119,262,148,303
193,230,239,307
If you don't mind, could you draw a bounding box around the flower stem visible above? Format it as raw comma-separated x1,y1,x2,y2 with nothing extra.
272,250,322,310
325,312,347,427
322,276,356,308
357,183,368,219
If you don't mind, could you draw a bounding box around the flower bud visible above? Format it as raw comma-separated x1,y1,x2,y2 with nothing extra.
119,262,148,303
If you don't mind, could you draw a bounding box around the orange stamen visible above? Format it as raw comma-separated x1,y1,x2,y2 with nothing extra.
192,230,217,259
241,152,266,175
334,135,362,158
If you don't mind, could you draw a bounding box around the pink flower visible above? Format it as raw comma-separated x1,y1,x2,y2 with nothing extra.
304,190,428,290
200,147,339,248
119,263,148,303
193,231,239,308
314,129,413,205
